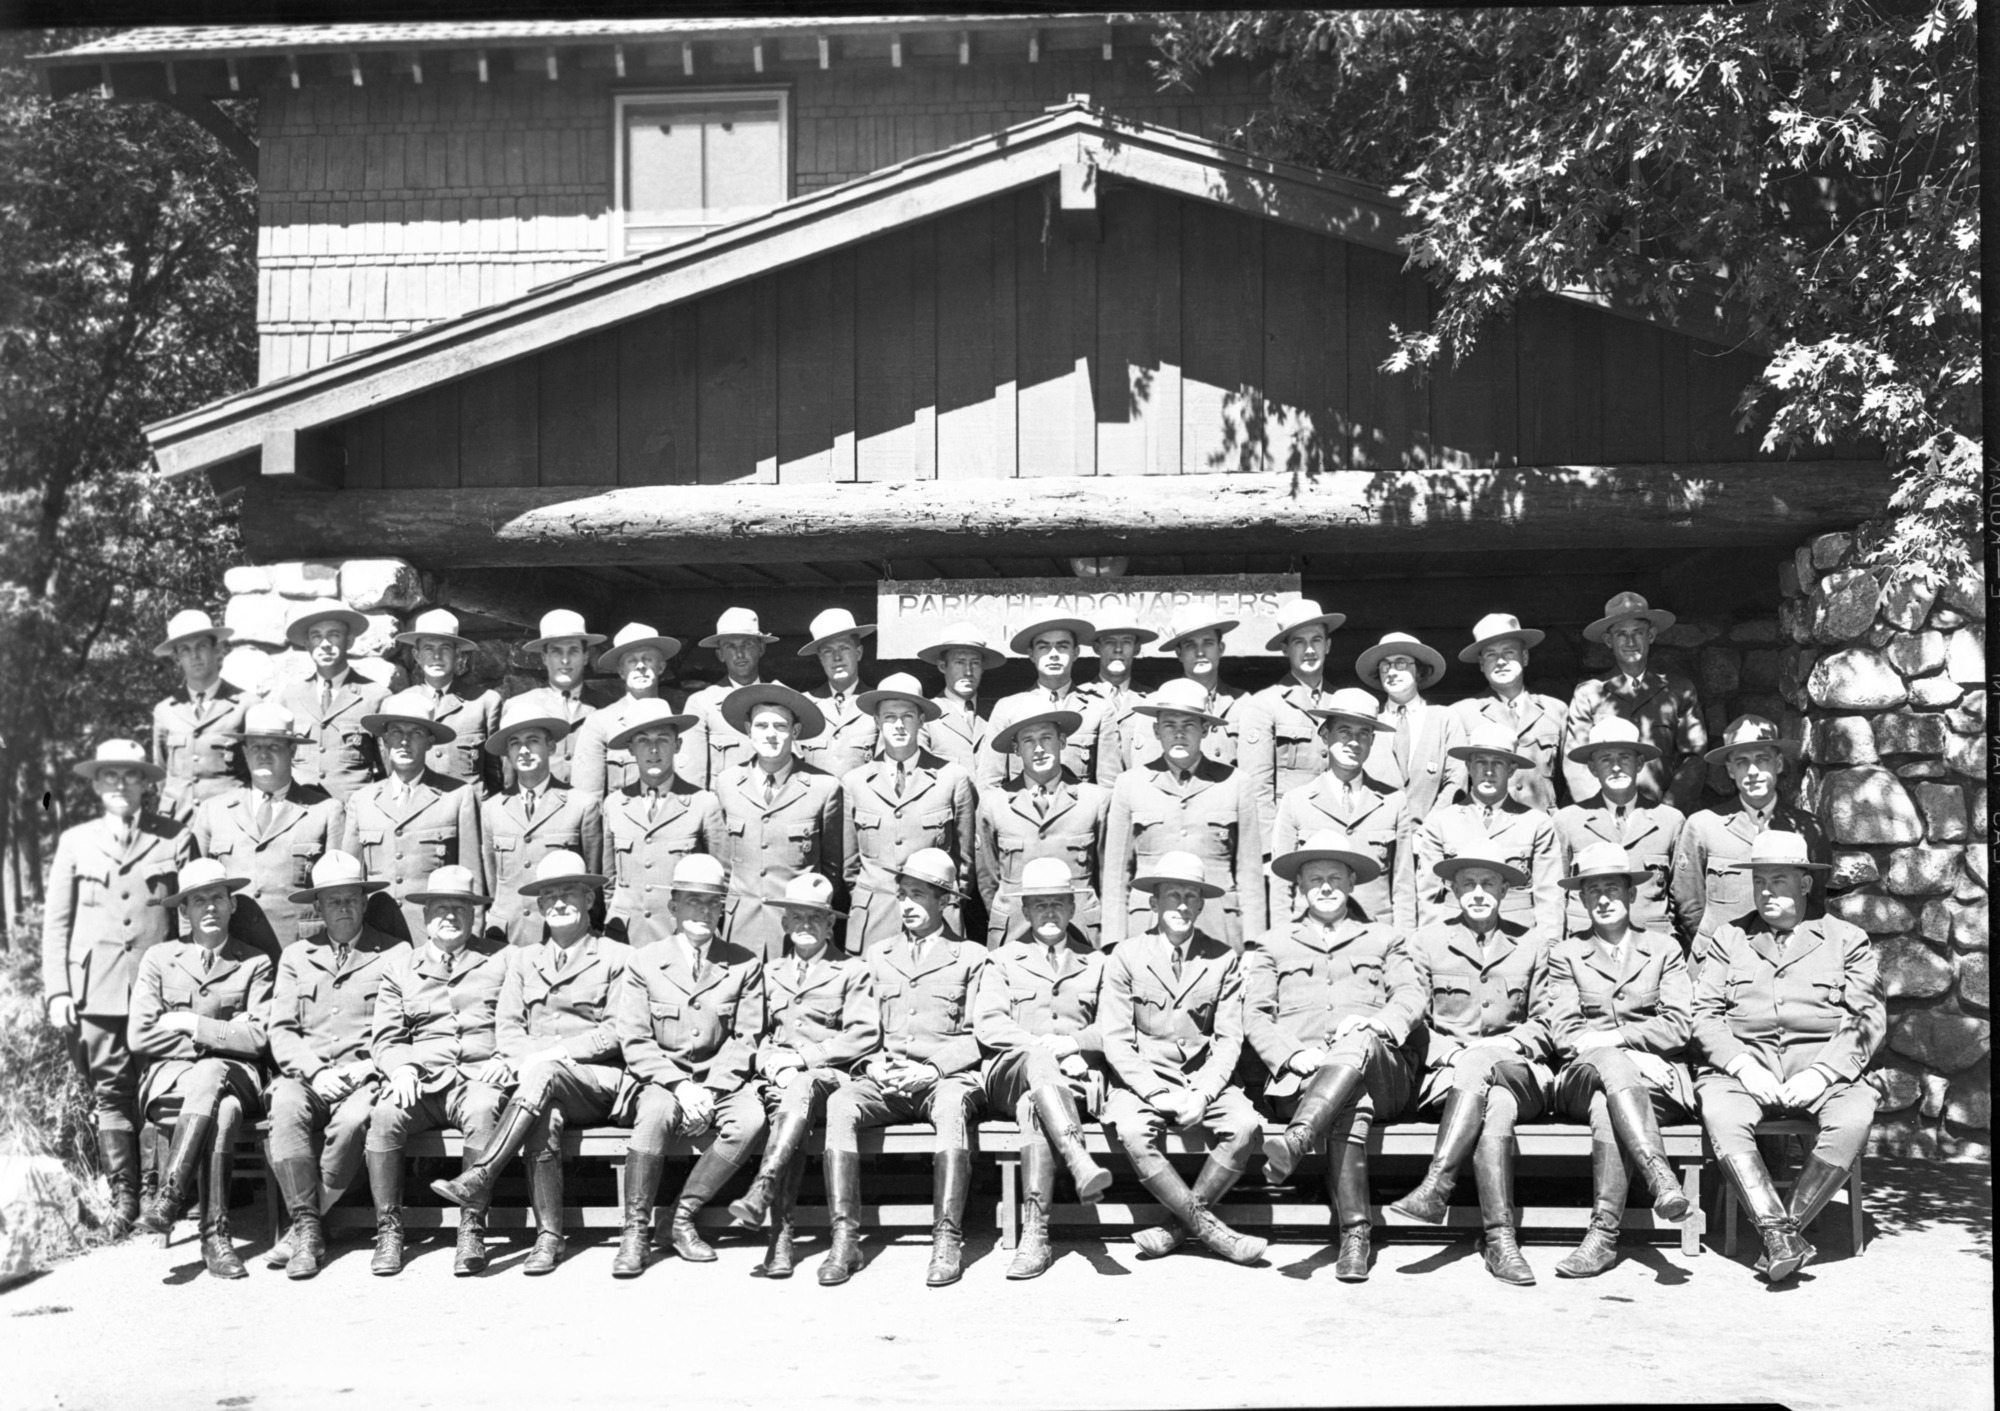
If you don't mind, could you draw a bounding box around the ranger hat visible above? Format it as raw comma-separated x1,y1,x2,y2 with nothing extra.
484,698,574,756
227,702,312,745
1269,827,1382,886
516,848,609,897
1459,612,1545,664
1131,677,1227,727
857,671,942,722
766,871,845,919
359,710,457,747
1558,842,1652,892
1083,610,1159,647
1132,850,1224,898
1354,631,1447,689
1016,856,1087,899
668,853,730,897
1704,714,1803,770
799,608,875,657
1432,844,1530,889
596,622,683,673
1305,687,1392,735
158,856,250,908
524,609,607,652
154,608,233,658
892,847,967,899
1583,591,1675,644
1008,615,1098,656
72,738,167,785
404,863,493,908
394,608,476,652
918,622,1006,671
1447,721,1535,771
607,697,699,751
699,607,780,648
1565,716,1663,766
1724,830,1830,873
287,849,392,904
1264,599,1348,652
991,708,1083,755
1156,604,1240,655
285,601,371,649
719,682,826,740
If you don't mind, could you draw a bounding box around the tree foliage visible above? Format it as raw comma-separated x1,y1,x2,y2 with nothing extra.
1153,2,1981,575
0,29,256,925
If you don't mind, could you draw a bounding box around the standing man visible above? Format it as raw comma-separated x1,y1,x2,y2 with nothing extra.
1413,723,1563,936
41,739,195,1236
600,698,722,949
975,709,1112,948
384,609,502,797
680,607,780,787
571,622,684,799
1102,679,1266,950
843,672,978,950
1121,606,1249,772
981,614,1118,790
1267,688,1408,932
1562,592,1707,813
263,851,407,1279
1238,599,1348,846
508,609,607,788
917,622,1002,778
1086,608,1158,789
150,609,248,823
1098,852,1267,1266
611,854,767,1278
191,703,345,956
1449,613,1568,813
273,601,396,803
796,608,879,780
479,698,601,947
1356,630,1465,829
711,683,844,960
341,708,484,943
1553,718,1687,939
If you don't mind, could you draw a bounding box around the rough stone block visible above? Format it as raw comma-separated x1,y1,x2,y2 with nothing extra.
1879,935,1955,999
347,655,405,689
1872,710,1948,757
1877,568,1937,631
1920,1070,1952,1121
1826,890,1915,933
1944,1068,1990,1132
1956,952,1989,1012
350,612,403,661
340,558,427,612
1866,622,1898,649
1889,1008,1991,1073
1929,605,1967,631
1809,531,1853,569
1730,619,1780,645
1811,568,1879,644
1967,784,1988,842
1792,546,1817,596
1884,630,1946,677
1921,899,1955,945
1697,646,1741,695
1828,849,1881,890
218,643,277,696
1779,646,1818,705
1938,569,1987,622
1732,693,1785,724
1884,845,1963,897
1739,649,1780,690
269,560,341,600
1894,760,1949,779
1945,689,1986,735
1944,730,1987,779
1778,559,1802,600
222,565,271,595
1808,648,1908,710
1944,626,1985,684
1867,1057,1926,1113
1659,623,1718,649
1948,898,1989,953
1912,782,1968,843
1779,598,1811,645
1909,675,1965,708
222,591,292,649
1818,765,1924,844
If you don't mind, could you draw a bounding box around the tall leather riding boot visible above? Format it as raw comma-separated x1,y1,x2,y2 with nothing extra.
926,1148,972,1287
817,1149,865,1286
137,1112,212,1238
268,1156,326,1279
1132,1147,1257,1258
139,1123,162,1214
453,1145,490,1275
1555,1141,1625,1278
97,1128,141,1238
1329,1143,1373,1283
753,1155,803,1280
1132,1153,1266,1265
1474,1127,1534,1286
367,1148,406,1276
1265,1064,1367,1184
670,1143,744,1263
1007,1142,1056,1279
1389,1085,1485,1223
1606,1087,1691,1221
1721,1151,1812,1282
431,1098,537,1210
730,1110,813,1228
1029,1084,1112,1202
521,1155,567,1275
199,1132,248,1280
613,1148,666,1278
1787,1156,1851,1232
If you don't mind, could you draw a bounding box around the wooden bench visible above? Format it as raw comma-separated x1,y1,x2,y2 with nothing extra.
1717,1118,1867,1258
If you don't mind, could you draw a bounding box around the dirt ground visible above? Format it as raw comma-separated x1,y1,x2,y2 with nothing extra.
2,1155,1989,1411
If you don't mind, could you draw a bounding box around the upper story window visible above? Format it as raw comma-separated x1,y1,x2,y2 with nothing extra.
614,90,789,256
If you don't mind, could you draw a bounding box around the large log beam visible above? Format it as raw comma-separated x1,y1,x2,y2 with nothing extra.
239,464,1892,569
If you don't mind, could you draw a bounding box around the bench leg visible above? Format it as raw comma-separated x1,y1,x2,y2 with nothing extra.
1680,1160,1702,1258
1849,1159,1865,1256
999,1156,1018,1251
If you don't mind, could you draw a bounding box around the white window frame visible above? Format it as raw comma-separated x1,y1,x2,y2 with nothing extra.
611,87,791,258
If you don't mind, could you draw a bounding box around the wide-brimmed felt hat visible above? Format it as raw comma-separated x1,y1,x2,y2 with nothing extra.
285,602,371,649
991,708,1083,755
597,622,683,673
699,607,780,648
1008,616,1097,656
158,857,250,908
1156,605,1240,655
1270,827,1382,885
405,863,493,908
1354,631,1447,689
1724,831,1830,873
1132,850,1225,898
516,848,609,897
1264,599,1348,652
287,849,392,904
524,609,607,652
918,622,1007,671
394,608,476,652
607,697,699,751
798,608,875,657
1458,612,1546,664
360,710,457,747
1432,845,1530,889
1565,716,1663,766
1583,591,1676,644
226,702,312,745
1447,721,1535,770
1704,714,1803,770
1131,677,1227,727
668,854,730,897
72,738,167,785
484,699,574,756
1558,842,1653,892
154,608,232,658
857,672,942,722
1017,856,1088,899
765,871,845,918
1084,610,1159,647
893,847,968,899
719,682,827,740
1305,687,1391,735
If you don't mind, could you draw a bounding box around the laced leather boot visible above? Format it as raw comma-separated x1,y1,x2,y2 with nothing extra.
1555,1141,1627,1278
1264,1063,1366,1185
521,1154,567,1275
1389,1085,1484,1224
670,1143,742,1263
1475,1129,1534,1286
926,1149,972,1287
1029,1084,1111,1202
1786,1155,1852,1233
97,1129,141,1239
613,1148,665,1278
1133,1153,1266,1264
816,1149,865,1286
136,1111,210,1240
1329,1144,1373,1283
752,1157,803,1279
1606,1087,1691,1222
199,1132,248,1280
365,1148,405,1275
451,1145,491,1275
730,1110,812,1228
1722,1152,1812,1282
269,1156,326,1279
1006,1142,1056,1280
431,1098,536,1210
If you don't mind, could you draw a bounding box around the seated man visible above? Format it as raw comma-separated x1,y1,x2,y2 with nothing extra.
1388,845,1555,1287
428,850,633,1276
612,855,767,1279
1098,851,1266,1266
264,851,408,1279
973,857,1115,1280
601,697,722,949
1545,843,1696,1279
1246,828,1425,1282
366,865,511,1276
343,708,484,943
974,708,1111,948
480,698,601,947
818,849,987,1288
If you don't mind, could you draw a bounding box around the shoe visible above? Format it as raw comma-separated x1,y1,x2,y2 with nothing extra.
613,1148,665,1278
925,1149,970,1287
1721,1152,1813,1283
1330,1143,1373,1283
1554,1140,1625,1279
199,1130,248,1280
752,1158,802,1280
97,1129,141,1239
136,1111,211,1238
1006,1143,1054,1280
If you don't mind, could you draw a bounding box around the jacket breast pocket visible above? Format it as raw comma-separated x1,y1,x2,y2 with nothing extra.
1430,981,1474,1023
74,865,113,909
1706,860,1751,910
785,825,817,865
337,731,372,767
1273,728,1317,771
417,827,454,863
291,843,323,887
160,982,195,1010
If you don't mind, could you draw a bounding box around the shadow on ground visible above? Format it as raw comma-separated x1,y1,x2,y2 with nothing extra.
1865,1156,1992,1261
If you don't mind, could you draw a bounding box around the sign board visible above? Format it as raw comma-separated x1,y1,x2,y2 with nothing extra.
877,575,1302,659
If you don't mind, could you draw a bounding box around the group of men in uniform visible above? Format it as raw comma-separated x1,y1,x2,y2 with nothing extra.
42,588,1882,1288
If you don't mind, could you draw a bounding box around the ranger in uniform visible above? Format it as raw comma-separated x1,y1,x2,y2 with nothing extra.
980,614,1119,789
600,698,722,949
1561,591,1707,813
507,609,608,788
1448,613,1568,814
272,601,396,803
479,698,602,947
974,709,1112,948
342,709,484,943
795,608,880,780
1236,599,1349,846
1356,630,1466,829
150,609,249,822
41,739,195,1235
711,683,844,960
1414,722,1563,936
1118,606,1249,773
1267,688,1409,932
382,609,502,797
1085,609,1158,789
570,622,685,799
678,607,781,787
917,622,1002,778
1553,718,1686,938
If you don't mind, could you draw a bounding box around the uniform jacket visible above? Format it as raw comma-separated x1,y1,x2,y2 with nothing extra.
973,929,1109,1054
1448,691,1569,814
841,750,977,950
677,678,760,788
1670,798,1828,947
1553,799,1687,938
1546,924,1696,1110
1102,759,1266,949
500,684,602,788
1691,914,1885,1084
1098,928,1246,1104
600,776,723,948
41,813,195,1016
757,946,880,1073
382,680,503,797
862,927,987,1076
1094,682,1145,789
1404,914,1554,1072
711,760,843,960
152,682,250,819
1118,684,1246,774
1267,771,1411,933
570,689,692,799
796,683,879,780
1562,669,1707,813
974,776,1111,947
341,770,485,941
268,923,409,1081
615,932,764,1092
1413,798,1563,937
272,666,395,802
980,682,1117,790
480,779,605,947
127,937,274,1111
920,697,991,779
1361,695,1465,828
1237,675,1336,847
495,932,633,1066
191,784,345,955
370,936,512,1092
1242,916,1425,1097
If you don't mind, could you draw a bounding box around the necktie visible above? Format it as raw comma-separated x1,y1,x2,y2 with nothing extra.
1481,804,1495,831
1034,787,1049,821
763,772,778,805
253,791,273,835
523,788,537,822
553,943,569,976
201,947,215,974
333,943,350,973
643,789,658,824
1171,946,1183,981
687,941,704,983
895,762,908,799
318,677,332,712
1393,704,1412,775
442,948,456,978
794,957,807,988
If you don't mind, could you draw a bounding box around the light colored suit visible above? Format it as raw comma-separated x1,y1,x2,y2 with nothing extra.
599,777,723,949
340,770,485,943
382,680,503,798
480,779,605,947
841,750,977,951
1102,759,1266,949
974,776,1111,947
151,683,249,820
1448,691,1569,814
191,784,345,954
710,761,843,960
271,666,395,803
